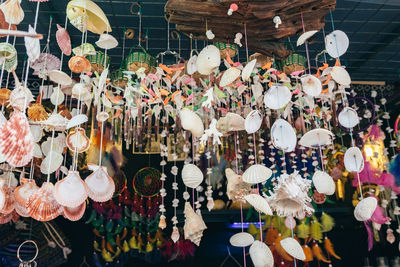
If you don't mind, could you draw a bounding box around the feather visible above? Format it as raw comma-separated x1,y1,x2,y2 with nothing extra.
321,212,335,233
265,226,279,245
302,245,313,262
274,234,294,261
364,222,374,251
312,243,331,263
296,220,310,239
371,206,390,225
324,237,341,260
310,217,323,242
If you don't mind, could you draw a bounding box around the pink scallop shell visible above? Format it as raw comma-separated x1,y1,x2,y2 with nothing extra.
56,24,71,56
54,171,88,208
26,182,63,221
0,212,12,224
0,184,15,215
63,201,86,221
14,177,38,208
85,164,115,202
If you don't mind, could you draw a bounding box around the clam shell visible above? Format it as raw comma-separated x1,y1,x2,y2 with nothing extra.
301,74,322,97
338,107,359,129
220,67,240,87
230,232,254,247
32,143,42,158
245,110,262,134
96,33,118,50
50,87,65,106
85,164,115,202
271,119,297,152
354,197,377,222
56,24,72,56
344,146,364,173
179,109,204,138
244,194,272,215
63,201,86,221
312,171,335,195
196,45,220,75
249,240,274,267
30,125,43,143
54,171,87,208
297,30,318,46
325,30,349,58
181,164,203,189
243,164,272,184
242,59,257,82
264,84,291,110
280,237,306,260
186,55,197,75
40,150,63,175
26,182,63,221
299,128,333,148
331,66,351,86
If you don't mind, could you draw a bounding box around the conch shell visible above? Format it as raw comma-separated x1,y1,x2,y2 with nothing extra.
225,168,251,202
183,202,207,246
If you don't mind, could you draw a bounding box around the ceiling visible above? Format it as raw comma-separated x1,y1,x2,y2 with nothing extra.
5,0,400,88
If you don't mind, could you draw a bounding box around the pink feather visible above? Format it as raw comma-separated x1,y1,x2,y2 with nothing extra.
364,222,374,251
364,125,385,142
370,205,390,225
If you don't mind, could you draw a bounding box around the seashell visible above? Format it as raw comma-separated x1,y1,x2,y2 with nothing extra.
354,197,377,222
220,67,240,87
245,110,263,134
312,171,335,195
63,201,86,221
344,146,364,173
225,168,251,202
0,9,16,36
181,164,203,189
14,178,38,217
32,143,42,158
96,33,118,50
31,53,61,78
66,128,90,153
26,182,63,221
171,226,180,243
196,45,221,75
242,164,272,184
40,150,63,175
179,108,204,138
85,163,115,202
338,107,359,129
0,181,14,214
0,88,11,106
24,25,40,62
8,84,33,112
244,194,272,215
242,59,257,82
249,240,274,267
301,74,322,97
0,211,12,224
331,66,351,86
0,179,6,211
299,128,333,148
50,87,65,106
280,237,306,260
271,119,297,152
325,30,349,58
71,83,91,101
67,114,88,129
230,232,254,247
72,43,96,57
41,136,64,156
216,112,245,135
285,216,296,229
0,0,24,25
186,55,197,75
27,103,48,122
264,84,291,110
48,70,72,86
41,113,69,132
297,30,318,46
96,111,109,122
54,171,87,208
0,110,33,167
184,202,207,246
56,24,71,56
68,56,91,73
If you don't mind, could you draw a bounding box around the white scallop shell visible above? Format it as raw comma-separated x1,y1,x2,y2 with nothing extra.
30,125,43,143
264,84,291,110
280,237,306,260
54,171,87,208
301,74,322,97
196,45,221,75
67,114,88,129
220,67,240,87
40,151,63,175
338,107,359,129
243,164,272,184
50,87,65,106
242,59,257,82
331,66,351,86
229,232,254,247
325,30,349,58
344,146,364,173
312,171,335,195
250,240,274,267
271,119,297,152
181,164,203,189
186,55,197,75
297,30,318,46
244,194,272,215
299,128,333,148
354,197,377,222
41,136,64,156
48,70,72,86
245,110,262,134
179,109,204,138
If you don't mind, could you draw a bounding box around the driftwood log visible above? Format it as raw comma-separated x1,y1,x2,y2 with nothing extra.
165,0,336,59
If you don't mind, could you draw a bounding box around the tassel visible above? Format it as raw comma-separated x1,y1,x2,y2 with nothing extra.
324,237,341,260
145,242,153,253
321,212,335,233
265,226,279,245
312,243,331,263
311,217,323,242
296,220,310,239
364,221,374,251
302,245,313,262
274,234,294,261
248,223,258,235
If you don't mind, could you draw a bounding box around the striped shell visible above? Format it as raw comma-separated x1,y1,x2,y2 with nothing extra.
242,164,272,184
14,178,38,217
27,103,48,122
181,164,203,189
0,0,24,25
0,110,33,167
54,171,87,208
66,128,90,153
68,56,91,73
56,24,71,56
63,201,86,221
85,164,115,202
280,237,306,260
244,194,272,215
26,182,63,221
229,232,254,247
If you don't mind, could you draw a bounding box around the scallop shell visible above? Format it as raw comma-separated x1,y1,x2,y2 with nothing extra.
24,25,40,62
249,240,274,267
48,70,72,86
85,164,115,202
280,237,306,260
30,125,43,143
312,171,335,195
220,67,240,87
338,107,359,129
245,110,263,134
66,128,90,153
301,74,322,97
344,146,364,173
181,164,203,189
271,119,297,152
242,164,272,184
56,24,71,56
179,109,204,138
354,197,377,222
264,84,291,110
297,30,318,46
299,128,333,148
331,66,351,86
40,150,63,175
14,178,38,217
242,59,257,82
26,182,63,221
63,201,86,221
96,33,118,50
196,45,221,75
0,88,11,106
67,114,88,129
0,0,24,25
50,87,65,106
54,171,87,208
244,194,272,215
72,43,96,57
68,56,91,73
0,110,33,167
229,232,254,247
